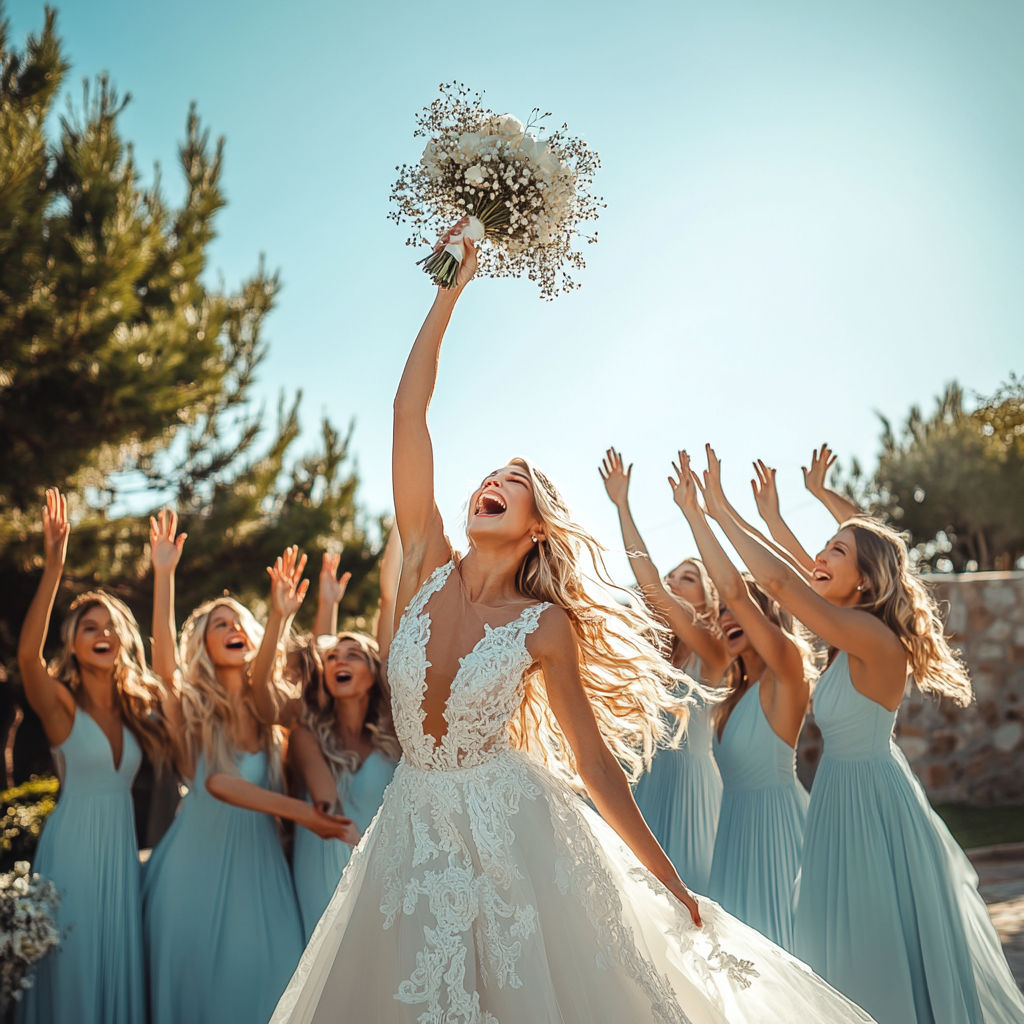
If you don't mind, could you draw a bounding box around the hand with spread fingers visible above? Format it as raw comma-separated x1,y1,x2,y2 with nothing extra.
599,447,632,508
268,545,310,620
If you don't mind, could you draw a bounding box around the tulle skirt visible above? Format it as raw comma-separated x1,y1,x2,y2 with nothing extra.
796,749,1024,1024
272,751,873,1024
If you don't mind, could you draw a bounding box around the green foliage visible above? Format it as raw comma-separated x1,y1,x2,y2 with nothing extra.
934,802,1024,851
0,776,57,871
0,7,384,784
835,377,1024,572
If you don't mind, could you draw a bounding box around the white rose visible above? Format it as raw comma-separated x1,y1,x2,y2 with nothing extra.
457,131,483,160
492,113,524,136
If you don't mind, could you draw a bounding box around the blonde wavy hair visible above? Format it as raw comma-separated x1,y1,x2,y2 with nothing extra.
492,458,700,785
843,517,973,706
177,597,285,785
715,576,817,739
51,591,172,767
296,632,401,778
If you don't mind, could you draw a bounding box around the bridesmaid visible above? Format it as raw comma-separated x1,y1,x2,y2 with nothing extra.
703,447,1024,1023
16,489,172,1024
142,515,346,1024
599,448,728,891
249,541,401,941
670,452,812,952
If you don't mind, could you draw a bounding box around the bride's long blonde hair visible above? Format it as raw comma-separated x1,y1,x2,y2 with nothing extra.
500,458,700,785
843,517,973,706
177,597,286,785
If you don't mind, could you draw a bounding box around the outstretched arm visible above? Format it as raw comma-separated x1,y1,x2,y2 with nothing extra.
205,773,359,843
600,448,729,676
17,489,76,746
314,553,350,638
149,510,190,774
803,443,863,524
249,545,308,727
750,460,815,572
392,244,477,617
698,445,907,709
375,527,403,662
671,453,806,698
528,608,702,928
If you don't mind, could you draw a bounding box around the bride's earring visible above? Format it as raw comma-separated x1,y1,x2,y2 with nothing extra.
532,535,538,544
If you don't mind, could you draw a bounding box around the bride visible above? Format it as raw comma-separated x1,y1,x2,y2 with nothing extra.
271,242,874,1024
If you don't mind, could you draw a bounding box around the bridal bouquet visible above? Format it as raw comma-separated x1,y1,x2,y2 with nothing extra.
0,861,61,1010
389,83,602,299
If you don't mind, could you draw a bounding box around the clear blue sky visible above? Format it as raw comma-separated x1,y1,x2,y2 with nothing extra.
9,0,1024,581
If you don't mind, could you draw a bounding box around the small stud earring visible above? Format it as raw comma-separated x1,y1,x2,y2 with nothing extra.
532,535,538,543
856,584,863,591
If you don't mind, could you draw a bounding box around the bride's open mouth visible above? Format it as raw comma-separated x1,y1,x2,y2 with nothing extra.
474,491,507,517
93,641,111,654
725,626,744,643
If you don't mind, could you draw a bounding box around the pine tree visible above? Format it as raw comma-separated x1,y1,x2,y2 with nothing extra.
0,7,384,790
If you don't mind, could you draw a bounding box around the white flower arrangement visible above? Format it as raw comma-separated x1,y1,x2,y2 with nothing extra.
0,862,61,1010
390,83,602,299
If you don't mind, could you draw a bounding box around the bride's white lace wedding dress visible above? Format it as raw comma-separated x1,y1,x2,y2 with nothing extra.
271,562,874,1024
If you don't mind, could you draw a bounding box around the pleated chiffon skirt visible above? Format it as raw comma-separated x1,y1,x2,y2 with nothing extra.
19,713,145,1024
797,653,1024,1024
142,752,303,1024
709,684,807,952
634,703,721,893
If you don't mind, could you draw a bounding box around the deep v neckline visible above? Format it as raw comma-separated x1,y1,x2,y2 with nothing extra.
417,561,545,744
78,708,128,773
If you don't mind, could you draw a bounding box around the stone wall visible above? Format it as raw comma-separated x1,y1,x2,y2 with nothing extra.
797,571,1024,805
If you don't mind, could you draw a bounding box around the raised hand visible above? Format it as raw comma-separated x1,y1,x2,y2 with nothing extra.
751,460,781,522
42,488,70,568
802,443,837,496
667,450,701,514
149,509,186,576
699,444,729,521
453,236,478,292
318,553,352,609
599,448,632,507
268,546,309,619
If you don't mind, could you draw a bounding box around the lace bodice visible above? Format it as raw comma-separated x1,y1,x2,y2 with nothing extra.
389,561,549,771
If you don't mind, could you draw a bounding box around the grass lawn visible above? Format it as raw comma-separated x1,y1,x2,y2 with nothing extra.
934,803,1024,850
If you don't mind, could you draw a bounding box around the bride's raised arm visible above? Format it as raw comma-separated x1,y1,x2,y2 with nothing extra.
392,239,478,614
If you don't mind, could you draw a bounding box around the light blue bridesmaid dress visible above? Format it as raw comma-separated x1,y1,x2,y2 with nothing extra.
796,652,1024,1024
708,682,808,951
292,750,397,940
633,657,722,892
142,750,303,1024
19,709,145,1024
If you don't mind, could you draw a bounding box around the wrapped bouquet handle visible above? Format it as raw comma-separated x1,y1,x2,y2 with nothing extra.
390,83,602,300
418,216,486,289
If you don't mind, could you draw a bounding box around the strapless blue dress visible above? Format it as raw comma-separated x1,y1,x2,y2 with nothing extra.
633,664,721,893
142,750,303,1024
292,750,396,941
19,710,145,1024
796,652,1024,1024
708,682,807,951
